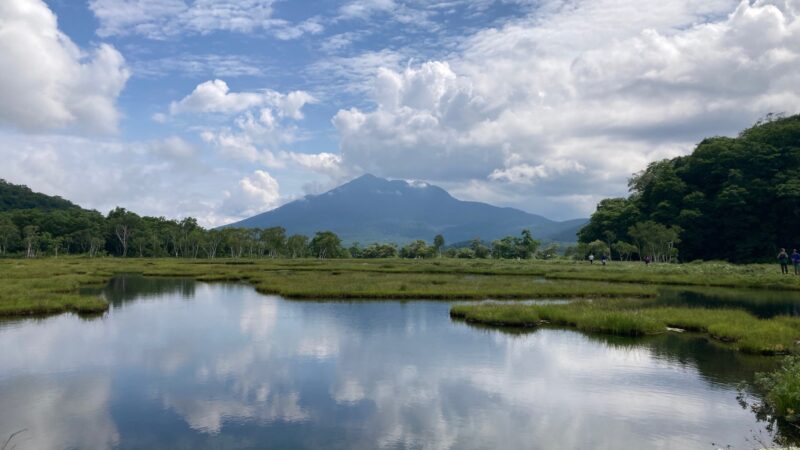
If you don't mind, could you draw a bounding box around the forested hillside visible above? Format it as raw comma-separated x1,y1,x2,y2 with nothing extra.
0,179,80,211
579,114,800,262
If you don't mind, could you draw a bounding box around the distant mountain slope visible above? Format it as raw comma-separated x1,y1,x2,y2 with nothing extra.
0,179,81,212
226,174,587,244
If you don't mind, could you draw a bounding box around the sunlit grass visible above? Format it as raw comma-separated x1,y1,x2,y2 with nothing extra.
450,301,800,355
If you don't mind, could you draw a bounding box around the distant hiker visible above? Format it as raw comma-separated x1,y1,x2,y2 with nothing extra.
601,254,607,266
778,248,790,274
792,249,800,275
644,255,651,265
588,254,595,264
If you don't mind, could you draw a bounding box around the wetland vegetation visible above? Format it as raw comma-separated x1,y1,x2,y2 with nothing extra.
4,257,800,316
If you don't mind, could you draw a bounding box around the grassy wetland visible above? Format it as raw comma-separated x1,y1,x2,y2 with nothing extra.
2,257,800,315
4,257,800,354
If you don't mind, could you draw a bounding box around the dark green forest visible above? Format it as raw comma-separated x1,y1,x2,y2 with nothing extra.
579,114,800,262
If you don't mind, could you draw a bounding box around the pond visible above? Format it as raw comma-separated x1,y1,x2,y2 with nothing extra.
0,275,784,449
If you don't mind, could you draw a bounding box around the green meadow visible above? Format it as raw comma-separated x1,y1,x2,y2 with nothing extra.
2,257,799,317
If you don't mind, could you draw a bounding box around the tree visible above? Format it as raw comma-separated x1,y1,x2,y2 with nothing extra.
400,240,434,259
203,229,223,259
0,215,19,255
537,243,560,260
471,238,490,258
348,242,363,258
433,234,445,256
489,230,542,259
628,221,681,263
491,236,517,259
287,234,309,258
612,241,637,261
130,229,149,258
23,225,39,258
222,228,249,258
586,240,610,259
260,227,287,258
310,231,343,259
50,235,65,257
456,248,475,259
602,230,616,257
361,243,397,258
518,229,540,259
107,207,140,257
578,198,640,246
89,236,105,258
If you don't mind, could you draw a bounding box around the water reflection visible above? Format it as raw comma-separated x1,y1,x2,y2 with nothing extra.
90,274,197,306
656,286,800,318
0,276,782,449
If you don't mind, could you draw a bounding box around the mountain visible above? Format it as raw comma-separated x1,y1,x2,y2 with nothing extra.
0,179,81,212
226,174,588,244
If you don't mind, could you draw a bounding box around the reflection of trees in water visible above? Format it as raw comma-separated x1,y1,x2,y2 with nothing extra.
101,275,196,306
657,287,800,318
734,398,800,449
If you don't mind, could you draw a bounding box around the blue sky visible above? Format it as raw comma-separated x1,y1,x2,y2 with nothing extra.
0,0,798,226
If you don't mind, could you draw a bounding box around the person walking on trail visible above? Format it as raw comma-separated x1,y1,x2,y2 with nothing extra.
778,248,790,274
588,254,595,264
792,249,800,275
601,254,607,266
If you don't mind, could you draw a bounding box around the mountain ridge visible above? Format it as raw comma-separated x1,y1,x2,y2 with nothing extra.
0,179,83,212
226,174,587,244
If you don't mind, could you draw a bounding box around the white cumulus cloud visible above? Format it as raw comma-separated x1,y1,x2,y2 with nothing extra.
170,80,316,118
221,170,283,218
333,0,800,218
0,0,129,133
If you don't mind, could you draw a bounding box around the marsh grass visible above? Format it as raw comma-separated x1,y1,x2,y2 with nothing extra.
2,257,799,333
0,257,666,317
248,270,656,299
451,301,800,354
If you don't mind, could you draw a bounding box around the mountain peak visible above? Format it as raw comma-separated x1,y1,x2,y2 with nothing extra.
354,173,381,181
227,175,587,244
333,174,442,196
341,173,385,188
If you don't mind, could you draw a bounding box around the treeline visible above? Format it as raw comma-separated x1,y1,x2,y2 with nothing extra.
579,114,800,262
0,204,559,260
351,229,558,260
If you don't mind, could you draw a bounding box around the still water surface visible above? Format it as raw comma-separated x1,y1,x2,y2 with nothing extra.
0,276,782,449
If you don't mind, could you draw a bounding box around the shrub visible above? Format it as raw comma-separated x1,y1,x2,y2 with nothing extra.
757,356,800,422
